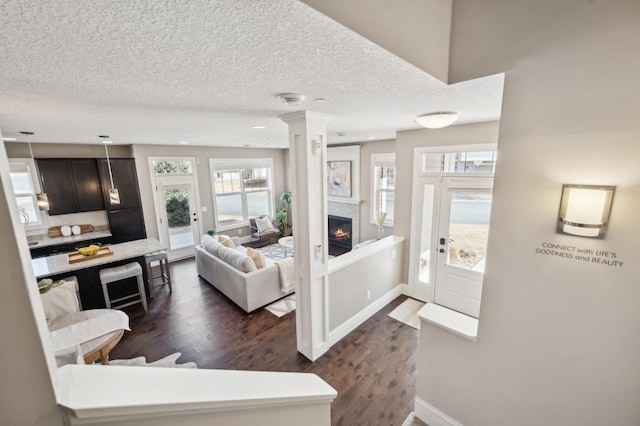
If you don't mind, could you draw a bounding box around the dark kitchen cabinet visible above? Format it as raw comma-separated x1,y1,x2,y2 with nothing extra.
72,159,105,212
97,158,146,243
37,159,104,215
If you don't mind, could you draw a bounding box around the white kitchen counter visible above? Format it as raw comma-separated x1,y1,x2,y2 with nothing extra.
33,238,166,278
29,230,113,249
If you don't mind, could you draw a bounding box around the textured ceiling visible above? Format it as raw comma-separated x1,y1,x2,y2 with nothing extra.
0,0,504,148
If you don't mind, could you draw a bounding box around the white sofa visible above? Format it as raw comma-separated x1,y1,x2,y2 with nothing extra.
195,235,292,313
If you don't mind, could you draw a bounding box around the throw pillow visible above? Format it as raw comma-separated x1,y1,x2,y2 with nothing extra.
246,247,266,269
217,235,235,248
256,216,276,233
201,234,223,255
217,246,257,273
40,280,80,318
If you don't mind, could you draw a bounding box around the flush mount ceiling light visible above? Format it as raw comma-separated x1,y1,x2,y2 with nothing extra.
278,93,305,106
415,112,459,129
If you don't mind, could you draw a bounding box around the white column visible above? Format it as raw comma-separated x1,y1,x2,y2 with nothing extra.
280,111,333,361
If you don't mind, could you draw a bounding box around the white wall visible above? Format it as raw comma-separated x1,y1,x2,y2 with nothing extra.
416,1,640,425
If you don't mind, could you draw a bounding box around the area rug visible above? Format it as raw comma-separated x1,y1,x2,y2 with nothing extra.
109,352,197,368
256,243,289,260
265,294,296,317
388,298,425,329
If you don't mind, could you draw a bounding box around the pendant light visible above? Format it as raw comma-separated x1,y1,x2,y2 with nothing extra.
20,131,50,211
99,135,121,205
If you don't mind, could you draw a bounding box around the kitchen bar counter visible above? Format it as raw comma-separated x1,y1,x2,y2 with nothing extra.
33,238,165,278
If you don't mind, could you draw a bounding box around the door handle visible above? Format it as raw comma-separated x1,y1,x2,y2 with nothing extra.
439,248,445,253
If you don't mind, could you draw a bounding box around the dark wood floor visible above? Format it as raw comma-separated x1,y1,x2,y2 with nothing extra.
110,258,420,426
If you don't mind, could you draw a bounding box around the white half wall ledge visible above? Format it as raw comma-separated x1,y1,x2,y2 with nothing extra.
414,396,464,426
57,365,336,423
418,303,478,342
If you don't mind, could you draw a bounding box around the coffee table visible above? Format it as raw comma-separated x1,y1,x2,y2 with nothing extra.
278,236,294,257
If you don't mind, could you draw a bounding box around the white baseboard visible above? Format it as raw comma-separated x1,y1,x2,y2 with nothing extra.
414,397,463,426
328,283,407,346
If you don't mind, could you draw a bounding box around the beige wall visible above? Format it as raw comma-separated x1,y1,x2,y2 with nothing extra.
6,141,131,158
0,140,64,425
357,139,396,242
394,121,500,284
131,145,288,241
6,141,288,241
300,0,452,83
416,1,640,425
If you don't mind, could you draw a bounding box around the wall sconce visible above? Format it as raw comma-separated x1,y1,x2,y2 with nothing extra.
558,184,615,238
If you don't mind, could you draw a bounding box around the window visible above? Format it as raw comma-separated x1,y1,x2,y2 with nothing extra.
372,153,395,226
421,151,497,174
9,160,43,226
210,158,273,229
152,159,193,174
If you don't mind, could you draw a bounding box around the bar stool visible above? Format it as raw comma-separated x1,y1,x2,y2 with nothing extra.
99,262,148,312
144,251,172,297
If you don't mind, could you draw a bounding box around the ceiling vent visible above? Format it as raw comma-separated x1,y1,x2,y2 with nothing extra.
278,93,305,106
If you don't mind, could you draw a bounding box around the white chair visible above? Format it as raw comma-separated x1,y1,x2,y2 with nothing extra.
99,262,148,312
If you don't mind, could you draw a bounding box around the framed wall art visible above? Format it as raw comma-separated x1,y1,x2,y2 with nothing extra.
327,160,352,197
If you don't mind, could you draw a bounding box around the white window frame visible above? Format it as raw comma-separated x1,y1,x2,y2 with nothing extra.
8,158,44,228
209,158,274,231
371,153,395,227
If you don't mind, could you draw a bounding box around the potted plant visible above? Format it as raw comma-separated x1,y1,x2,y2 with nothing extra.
277,191,292,236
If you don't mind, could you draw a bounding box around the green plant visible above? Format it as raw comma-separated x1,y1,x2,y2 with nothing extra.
206,229,216,236
277,191,292,233
164,189,190,226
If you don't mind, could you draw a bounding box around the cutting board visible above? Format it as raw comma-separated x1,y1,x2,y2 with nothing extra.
67,247,113,264
48,224,94,238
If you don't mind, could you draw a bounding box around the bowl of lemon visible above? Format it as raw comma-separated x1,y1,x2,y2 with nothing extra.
78,244,101,256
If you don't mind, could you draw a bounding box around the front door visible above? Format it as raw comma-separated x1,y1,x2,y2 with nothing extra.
155,177,200,260
433,177,493,318
409,176,493,318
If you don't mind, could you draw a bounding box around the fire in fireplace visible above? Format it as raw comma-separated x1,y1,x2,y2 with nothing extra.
328,215,352,249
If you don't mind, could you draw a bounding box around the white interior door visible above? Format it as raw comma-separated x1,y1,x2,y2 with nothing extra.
156,176,201,260
433,177,493,318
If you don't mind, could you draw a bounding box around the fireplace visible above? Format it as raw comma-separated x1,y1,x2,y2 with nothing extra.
328,215,352,249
